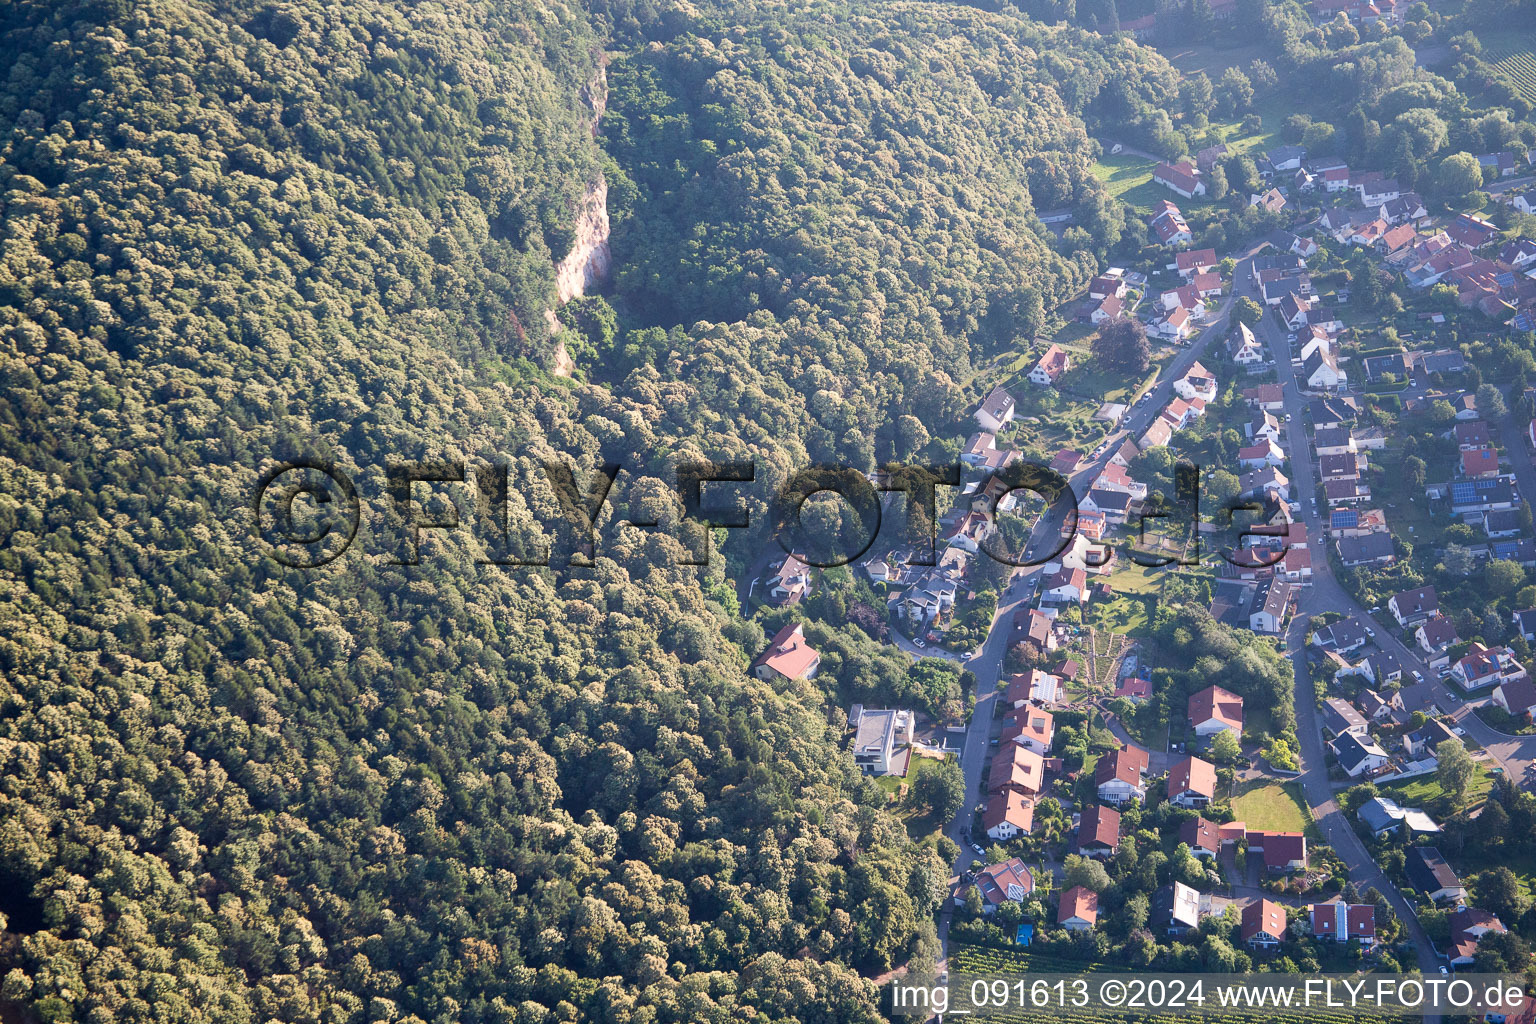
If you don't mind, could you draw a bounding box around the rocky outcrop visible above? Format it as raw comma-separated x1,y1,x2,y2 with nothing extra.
546,63,612,378
553,175,611,304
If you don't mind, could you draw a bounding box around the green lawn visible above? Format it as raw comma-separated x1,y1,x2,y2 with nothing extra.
1380,760,1495,813
1092,593,1152,637
1232,779,1317,838
1103,563,1169,595
1090,153,1174,215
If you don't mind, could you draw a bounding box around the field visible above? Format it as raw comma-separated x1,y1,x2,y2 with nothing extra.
1487,31,1536,105
1231,779,1316,837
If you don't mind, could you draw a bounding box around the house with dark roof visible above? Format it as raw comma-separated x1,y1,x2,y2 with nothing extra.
1358,796,1439,838
1248,579,1294,634
1403,717,1458,759
1513,608,1536,642
1313,615,1370,652
1076,804,1121,859
1405,847,1465,902
1415,615,1460,659
1388,586,1438,626
1337,531,1396,567
1247,830,1307,872
1323,697,1368,737
1181,815,1222,858
1331,731,1389,777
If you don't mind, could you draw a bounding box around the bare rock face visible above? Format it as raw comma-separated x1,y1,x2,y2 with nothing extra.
549,62,612,371
553,175,611,305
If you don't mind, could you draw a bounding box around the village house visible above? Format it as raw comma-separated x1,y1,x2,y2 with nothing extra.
1449,907,1507,967
1388,585,1438,626
1095,746,1150,805
1415,614,1460,658
1402,718,1457,760
1311,902,1376,947
973,858,1035,913
1240,466,1290,502
1166,755,1216,808
989,744,1046,796
1154,161,1206,199
1058,885,1099,931
1405,847,1465,903
753,623,822,681
1189,684,1243,738
1227,322,1265,366
847,704,911,774
1242,899,1289,949
1450,642,1529,692
1174,361,1218,403
1076,804,1121,859
1012,607,1056,654
1247,830,1308,873
1156,881,1203,936
1041,565,1088,604
1027,344,1071,387
1114,676,1151,701
1150,200,1193,246
1337,531,1396,568
974,385,1016,432
1358,796,1439,839
766,553,812,604
1302,347,1345,391
1331,731,1390,777
1493,676,1536,723
984,788,1036,841
1248,579,1294,634
1175,248,1218,279
1000,703,1056,754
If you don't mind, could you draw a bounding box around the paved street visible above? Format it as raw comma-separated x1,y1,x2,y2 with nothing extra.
1246,261,1444,977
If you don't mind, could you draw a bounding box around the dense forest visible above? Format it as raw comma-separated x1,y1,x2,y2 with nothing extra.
0,0,1183,1021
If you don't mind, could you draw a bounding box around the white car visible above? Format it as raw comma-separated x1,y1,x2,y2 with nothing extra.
1286,413,1293,422
914,637,926,648
1412,670,1424,682
972,843,986,856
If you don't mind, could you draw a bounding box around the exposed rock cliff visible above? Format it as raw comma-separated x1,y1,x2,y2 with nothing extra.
553,175,611,304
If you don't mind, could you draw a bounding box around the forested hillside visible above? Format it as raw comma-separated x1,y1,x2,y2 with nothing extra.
0,0,1174,1022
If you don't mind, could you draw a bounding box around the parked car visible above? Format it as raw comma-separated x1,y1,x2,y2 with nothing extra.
914,637,926,648
972,843,986,856
1411,670,1424,682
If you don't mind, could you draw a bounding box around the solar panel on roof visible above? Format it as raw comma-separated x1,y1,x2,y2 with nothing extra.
1331,509,1358,528
1451,481,1477,503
